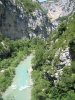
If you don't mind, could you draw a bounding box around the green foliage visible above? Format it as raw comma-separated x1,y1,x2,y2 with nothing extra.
71,61,75,73
0,8,75,100
32,47,45,70
32,70,51,100
58,22,66,36
32,13,75,100
0,34,31,93
69,38,75,60
16,0,40,13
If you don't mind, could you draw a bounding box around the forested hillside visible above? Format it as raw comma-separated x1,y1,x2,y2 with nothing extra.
32,13,75,100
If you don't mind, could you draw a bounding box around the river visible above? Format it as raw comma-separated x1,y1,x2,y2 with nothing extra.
38,0,46,2
2,54,33,100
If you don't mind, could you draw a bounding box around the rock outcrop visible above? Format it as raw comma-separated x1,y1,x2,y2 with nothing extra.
53,47,71,84
0,0,75,39
55,47,71,70
59,47,71,66
41,0,75,22
0,0,51,39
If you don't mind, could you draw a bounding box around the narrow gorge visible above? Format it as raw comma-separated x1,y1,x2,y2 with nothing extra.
0,0,75,100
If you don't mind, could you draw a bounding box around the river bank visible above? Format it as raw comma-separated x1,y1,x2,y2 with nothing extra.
2,54,34,100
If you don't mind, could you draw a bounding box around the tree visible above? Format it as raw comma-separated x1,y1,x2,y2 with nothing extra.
32,47,45,70
58,23,66,35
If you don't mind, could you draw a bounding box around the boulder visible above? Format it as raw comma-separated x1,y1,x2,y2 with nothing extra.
59,47,71,66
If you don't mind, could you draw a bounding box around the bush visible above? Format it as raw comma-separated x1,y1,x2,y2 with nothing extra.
58,23,66,36
16,0,40,13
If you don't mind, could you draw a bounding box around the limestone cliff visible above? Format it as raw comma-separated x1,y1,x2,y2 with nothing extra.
0,0,51,39
0,0,75,39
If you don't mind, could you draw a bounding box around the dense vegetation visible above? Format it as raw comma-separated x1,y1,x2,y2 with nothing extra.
16,0,41,13
0,1,75,99
31,13,75,100
0,12,75,100
0,33,32,97
0,33,46,98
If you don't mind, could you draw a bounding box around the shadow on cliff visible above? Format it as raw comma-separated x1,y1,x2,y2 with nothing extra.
69,38,75,61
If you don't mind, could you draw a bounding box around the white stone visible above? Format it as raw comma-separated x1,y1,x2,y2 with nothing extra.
0,70,5,73
59,47,71,66
55,72,59,78
0,1,3,5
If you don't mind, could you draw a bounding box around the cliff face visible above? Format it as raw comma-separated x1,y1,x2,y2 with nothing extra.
41,0,75,21
0,0,75,39
0,0,51,39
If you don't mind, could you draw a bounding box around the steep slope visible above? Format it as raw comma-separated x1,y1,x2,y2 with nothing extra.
0,0,75,100
41,0,75,24
0,0,51,39
32,12,75,100
0,0,75,39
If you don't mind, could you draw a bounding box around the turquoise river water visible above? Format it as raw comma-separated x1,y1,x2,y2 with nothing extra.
2,54,33,100
38,0,46,2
